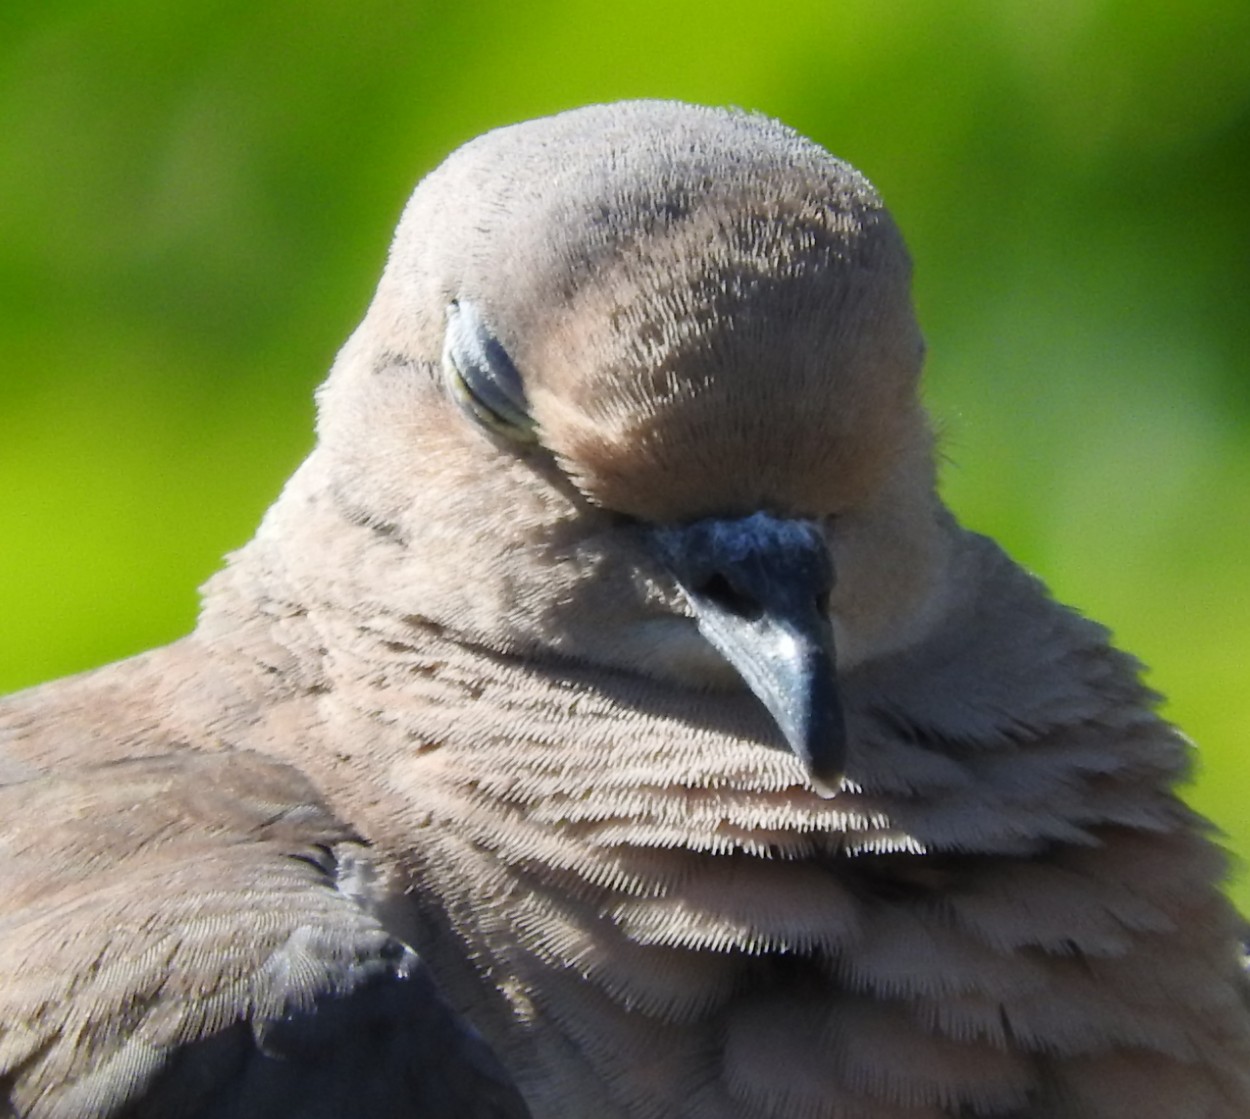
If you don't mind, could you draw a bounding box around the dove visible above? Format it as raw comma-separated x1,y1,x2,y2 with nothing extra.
2,100,1248,1119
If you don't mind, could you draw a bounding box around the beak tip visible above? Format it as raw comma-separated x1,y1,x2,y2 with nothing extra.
786,719,847,801
807,768,844,800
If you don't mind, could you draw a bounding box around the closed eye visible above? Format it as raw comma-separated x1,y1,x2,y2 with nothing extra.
442,298,537,444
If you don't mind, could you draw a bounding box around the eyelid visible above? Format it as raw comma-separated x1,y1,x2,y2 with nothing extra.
442,300,537,442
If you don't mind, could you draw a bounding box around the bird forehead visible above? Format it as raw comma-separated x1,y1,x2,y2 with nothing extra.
525,358,919,523
503,210,921,522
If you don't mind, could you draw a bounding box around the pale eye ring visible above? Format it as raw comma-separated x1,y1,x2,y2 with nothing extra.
442,299,537,443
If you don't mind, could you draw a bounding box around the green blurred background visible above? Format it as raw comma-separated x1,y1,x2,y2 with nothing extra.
1,2,1247,907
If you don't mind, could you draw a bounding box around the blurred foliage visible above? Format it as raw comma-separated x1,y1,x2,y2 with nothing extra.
1,0,1247,907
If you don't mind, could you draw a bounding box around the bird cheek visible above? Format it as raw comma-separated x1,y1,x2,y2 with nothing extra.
824,504,952,670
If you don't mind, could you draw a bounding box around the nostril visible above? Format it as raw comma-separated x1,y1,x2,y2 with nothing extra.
697,573,764,622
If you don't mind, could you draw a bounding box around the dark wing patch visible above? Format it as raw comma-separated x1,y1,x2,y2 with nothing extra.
0,752,530,1119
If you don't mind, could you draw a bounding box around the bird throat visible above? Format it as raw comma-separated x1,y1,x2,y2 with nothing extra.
326,629,935,1118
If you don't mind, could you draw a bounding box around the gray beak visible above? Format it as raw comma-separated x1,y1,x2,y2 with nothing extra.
652,513,845,796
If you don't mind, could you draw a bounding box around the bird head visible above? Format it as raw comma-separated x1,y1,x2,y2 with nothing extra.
265,101,954,793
